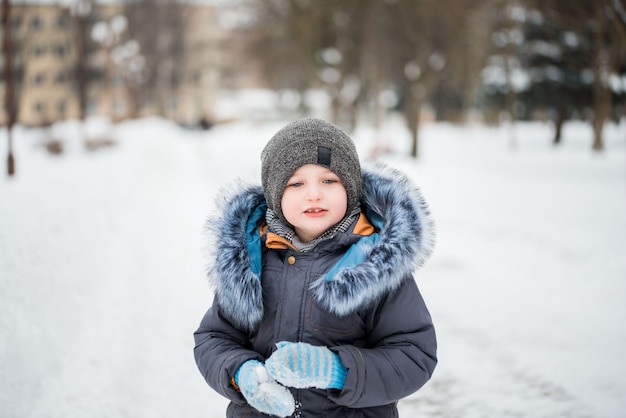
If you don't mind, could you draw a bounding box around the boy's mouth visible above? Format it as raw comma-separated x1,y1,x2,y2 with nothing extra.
304,208,327,216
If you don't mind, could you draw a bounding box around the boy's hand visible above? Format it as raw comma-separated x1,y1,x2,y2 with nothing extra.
265,341,348,390
234,359,295,417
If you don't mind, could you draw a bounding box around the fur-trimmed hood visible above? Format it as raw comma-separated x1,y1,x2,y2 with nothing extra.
205,162,436,331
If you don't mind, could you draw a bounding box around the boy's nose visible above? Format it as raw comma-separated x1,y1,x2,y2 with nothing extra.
305,185,322,200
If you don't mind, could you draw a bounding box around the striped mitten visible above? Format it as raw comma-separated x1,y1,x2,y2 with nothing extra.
265,341,348,390
234,359,295,417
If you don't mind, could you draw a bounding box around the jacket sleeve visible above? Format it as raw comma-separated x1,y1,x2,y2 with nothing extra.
329,277,437,408
193,303,263,403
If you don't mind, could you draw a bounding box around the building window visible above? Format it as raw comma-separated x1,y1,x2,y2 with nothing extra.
54,44,67,58
55,71,67,84
58,100,67,116
56,14,68,29
35,101,45,114
30,16,42,31
33,73,45,86
32,45,46,57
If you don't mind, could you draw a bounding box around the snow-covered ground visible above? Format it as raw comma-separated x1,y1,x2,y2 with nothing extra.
1,110,625,418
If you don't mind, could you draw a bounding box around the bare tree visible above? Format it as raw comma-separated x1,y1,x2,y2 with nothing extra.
125,0,187,120
69,0,94,143
235,0,495,157
590,0,626,151
385,0,489,157
238,0,326,114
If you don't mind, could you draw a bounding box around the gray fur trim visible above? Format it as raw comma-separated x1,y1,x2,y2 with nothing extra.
206,163,435,330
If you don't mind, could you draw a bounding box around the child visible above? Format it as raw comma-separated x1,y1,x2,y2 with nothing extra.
194,118,437,417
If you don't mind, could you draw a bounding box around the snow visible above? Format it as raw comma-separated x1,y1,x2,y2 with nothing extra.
1,109,625,417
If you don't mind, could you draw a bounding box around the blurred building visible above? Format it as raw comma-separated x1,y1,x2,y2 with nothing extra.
1,2,221,127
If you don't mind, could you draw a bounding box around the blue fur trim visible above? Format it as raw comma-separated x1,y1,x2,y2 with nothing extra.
206,163,436,330
322,233,381,282
206,183,266,331
309,162,436,316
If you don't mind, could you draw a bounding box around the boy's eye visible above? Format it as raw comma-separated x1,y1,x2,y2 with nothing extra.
322,179,338,184
288,181,303,187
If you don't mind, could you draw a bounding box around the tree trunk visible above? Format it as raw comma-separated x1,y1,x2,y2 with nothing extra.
75,7,89,143
3,0,15,176
405,92,421,158
504,55,517,149
592,109,607,152
330,93,340,126
553,105,565,145
591,1,609,152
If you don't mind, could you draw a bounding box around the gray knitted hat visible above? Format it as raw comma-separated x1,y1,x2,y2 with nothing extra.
261,118,362,222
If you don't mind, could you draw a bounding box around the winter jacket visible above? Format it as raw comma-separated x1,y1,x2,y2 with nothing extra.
194,163,437,418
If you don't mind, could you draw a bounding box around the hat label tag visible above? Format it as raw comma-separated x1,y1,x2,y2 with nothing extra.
317,146,331,166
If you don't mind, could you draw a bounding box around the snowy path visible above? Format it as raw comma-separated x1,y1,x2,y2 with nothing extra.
1,117,625,417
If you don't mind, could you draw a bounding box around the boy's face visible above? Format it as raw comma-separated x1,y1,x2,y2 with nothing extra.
281,164,348,243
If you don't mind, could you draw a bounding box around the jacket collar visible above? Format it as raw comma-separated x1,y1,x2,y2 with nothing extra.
262,211,375,252
206,162,436,331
